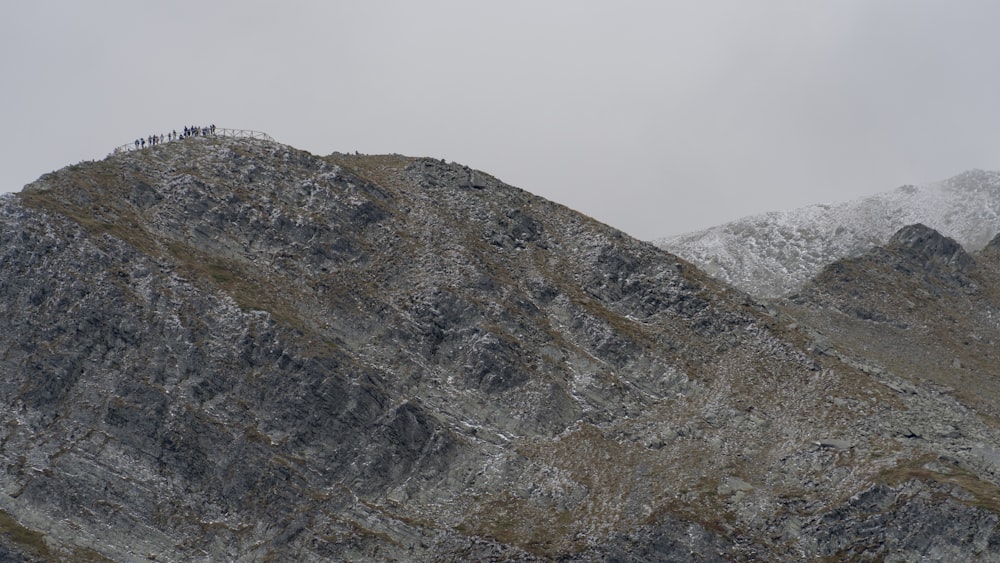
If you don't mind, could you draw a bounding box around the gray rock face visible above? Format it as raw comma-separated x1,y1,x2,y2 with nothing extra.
888,223,975,272
806,480,1000,561
1,138,999,560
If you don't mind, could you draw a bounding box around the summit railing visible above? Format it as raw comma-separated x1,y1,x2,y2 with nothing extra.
215,128,275,142
111,127,276,155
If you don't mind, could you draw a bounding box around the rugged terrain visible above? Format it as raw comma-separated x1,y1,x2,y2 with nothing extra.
656,169,1000,298
1,135,1000,561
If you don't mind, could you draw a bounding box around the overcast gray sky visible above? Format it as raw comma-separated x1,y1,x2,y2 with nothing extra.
4,1,1000,240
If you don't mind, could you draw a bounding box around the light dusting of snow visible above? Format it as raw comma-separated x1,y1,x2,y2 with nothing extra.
655,169,1000,298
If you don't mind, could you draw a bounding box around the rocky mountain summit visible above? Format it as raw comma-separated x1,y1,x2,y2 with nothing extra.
656,169,1000,298
2,136,1000,561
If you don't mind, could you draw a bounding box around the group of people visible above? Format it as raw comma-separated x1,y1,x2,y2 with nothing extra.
131,124,217,150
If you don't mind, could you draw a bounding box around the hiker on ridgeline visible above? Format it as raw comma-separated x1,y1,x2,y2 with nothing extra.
134,139,140,149
210,124,216,134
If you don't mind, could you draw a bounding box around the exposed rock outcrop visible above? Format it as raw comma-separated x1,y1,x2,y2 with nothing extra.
888,223,975,273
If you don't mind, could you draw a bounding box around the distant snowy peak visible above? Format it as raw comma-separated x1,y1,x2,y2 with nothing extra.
655,169,1000,298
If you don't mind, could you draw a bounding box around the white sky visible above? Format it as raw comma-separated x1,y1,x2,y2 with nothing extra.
3,1,1000,240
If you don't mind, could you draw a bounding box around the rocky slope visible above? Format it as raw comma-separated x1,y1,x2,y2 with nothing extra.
656,169,1000,298
1,136,999,561
773,225,1000,559
782,224,1000,439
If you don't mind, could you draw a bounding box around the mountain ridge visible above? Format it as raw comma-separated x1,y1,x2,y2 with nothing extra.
656,169,1000,298
2,136,1000,560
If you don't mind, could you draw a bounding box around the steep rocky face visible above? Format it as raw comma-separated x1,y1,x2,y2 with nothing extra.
888,223,975,272
1,137,999,561
656,169,1000,298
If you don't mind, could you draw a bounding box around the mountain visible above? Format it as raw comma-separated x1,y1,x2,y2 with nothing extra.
655,170,1000,298
2,135,1000,560
783,224,1000,428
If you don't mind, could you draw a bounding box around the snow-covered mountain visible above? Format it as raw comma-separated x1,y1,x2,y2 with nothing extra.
655,169,1000,298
